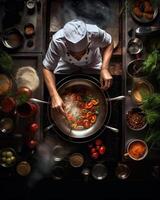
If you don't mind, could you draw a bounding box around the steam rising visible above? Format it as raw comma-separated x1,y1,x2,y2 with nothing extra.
28,137,71,188
50,0,115,32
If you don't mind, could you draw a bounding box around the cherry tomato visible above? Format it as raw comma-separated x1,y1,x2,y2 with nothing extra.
85,101,93,109
99,145,106,155
29,122,39,133
95,139,103,146
91,151,99,159
83,119,91,129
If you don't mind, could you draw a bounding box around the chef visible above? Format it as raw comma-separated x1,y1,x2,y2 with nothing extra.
43,19,114,114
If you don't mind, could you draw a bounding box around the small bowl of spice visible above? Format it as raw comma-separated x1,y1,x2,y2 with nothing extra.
126,107,147,131
24,23,35,38
125,139,148,161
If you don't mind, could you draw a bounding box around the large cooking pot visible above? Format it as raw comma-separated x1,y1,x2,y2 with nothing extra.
31,75,124,143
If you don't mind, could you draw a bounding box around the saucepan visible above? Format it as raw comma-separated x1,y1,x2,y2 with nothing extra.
30,75,125,142
0,27,24,50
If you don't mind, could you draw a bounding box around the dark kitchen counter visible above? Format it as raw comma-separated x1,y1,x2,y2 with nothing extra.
1,0,160,199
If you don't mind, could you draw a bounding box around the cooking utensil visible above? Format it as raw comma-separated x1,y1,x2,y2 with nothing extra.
0,147,17,167
124,139,148,161
127,38,143,55
115,163,130,180
0,27,24,50
127,59,145,78
91,163,108,180
130,1,159,24
48,77,124,140
136,26,160,36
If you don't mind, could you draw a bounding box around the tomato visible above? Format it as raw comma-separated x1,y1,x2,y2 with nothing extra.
99,145,106,155
95,139,103,146
91,152,99,159
29,122,39,133
85,101,94,109
83,119,91,129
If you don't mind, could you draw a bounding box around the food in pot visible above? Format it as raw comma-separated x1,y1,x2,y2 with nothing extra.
132,80,153,104
126,108,146,130
128,140,147,160
0,74,12,95
0,148,16,167
16,161,31,176
69,153,84,168
133,0,154,20
5,33,22,48
62,90,99,130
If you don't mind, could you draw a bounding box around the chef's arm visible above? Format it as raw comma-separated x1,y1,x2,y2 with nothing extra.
43,68,65,114
100,42,114,90
101,42,114,71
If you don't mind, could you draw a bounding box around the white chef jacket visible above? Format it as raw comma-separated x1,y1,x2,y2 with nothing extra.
43,24,112,74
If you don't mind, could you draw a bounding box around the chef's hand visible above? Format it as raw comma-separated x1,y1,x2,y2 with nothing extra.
100,69,113,90
51,94,65,115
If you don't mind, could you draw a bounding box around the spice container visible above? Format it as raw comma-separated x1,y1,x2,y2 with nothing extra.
126,107,147,131
69,153,84,168
16,161,31,176
124,139,148,161
0,118,14,134
24,23,35,38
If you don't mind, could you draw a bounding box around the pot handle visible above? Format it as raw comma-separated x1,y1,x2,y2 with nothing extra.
105,125,119,133
29,98,50,105
107,95,125,101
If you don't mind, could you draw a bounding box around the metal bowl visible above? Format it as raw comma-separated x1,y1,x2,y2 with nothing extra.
131,79,154,105
0,147,17,167
1,28,24,50
127,59,146,78
130,0,159,24
126,107,147,131
125,139,148,161
127,38,143,55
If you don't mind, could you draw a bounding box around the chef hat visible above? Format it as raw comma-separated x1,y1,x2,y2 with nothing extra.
63,19,88,52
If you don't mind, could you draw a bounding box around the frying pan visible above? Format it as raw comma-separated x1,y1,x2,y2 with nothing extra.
31,74,125,142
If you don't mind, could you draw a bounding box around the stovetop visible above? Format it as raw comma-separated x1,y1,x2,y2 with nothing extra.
41,74,123,182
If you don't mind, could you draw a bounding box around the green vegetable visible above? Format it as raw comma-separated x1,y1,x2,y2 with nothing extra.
0,50,13,73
